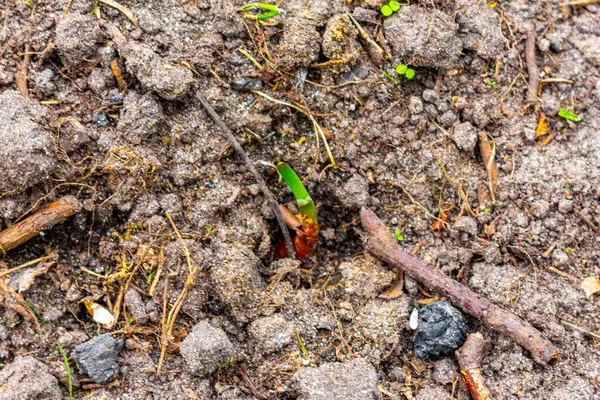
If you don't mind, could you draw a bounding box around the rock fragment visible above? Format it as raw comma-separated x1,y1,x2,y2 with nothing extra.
456,1,506,59
0,90,56,194
277,17,322,70
180,320,236,375
56,12,102,68
384,6,462,69
0,356,62,400
294,358,378,400
337,175,369,209
72,334,124,384
117,91,164,143
414,300,468,361
452,122,478,152
125,288,148,324
248,315,295,354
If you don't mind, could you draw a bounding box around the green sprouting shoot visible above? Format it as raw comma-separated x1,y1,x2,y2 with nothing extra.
382,71,398,84
394,229,404,242
558,108,582,122
381,4,393,17
238,3,280,20
57,343,73,400
277,162,318,227
24,300,46,326
395,64,407,75
405,68,416,80
389,0,401,12
483,78,500,89
563,247,574,253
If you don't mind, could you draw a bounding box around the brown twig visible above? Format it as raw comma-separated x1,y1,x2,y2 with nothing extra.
347,13,388,66
196,93,295,259
360,207,559,365
16,43,31,98
478,132,498,202
456,333,492,400
0,196,82,256
575,210,600,236
525,24,539,104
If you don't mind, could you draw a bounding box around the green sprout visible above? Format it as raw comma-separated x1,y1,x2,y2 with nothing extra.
382,70,398,84
394,229,404,242
558,108,582,122
57,343,73,400
389,0,401,12
484,78,500,89
381,4,393,16
238,3,280,20
563,247,574,253
395,64,408,75
277,162,318,227
405,68,415,80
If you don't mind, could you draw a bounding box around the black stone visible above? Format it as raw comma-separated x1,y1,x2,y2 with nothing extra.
72,333,124,384
231,77,263,92
414,300,468,361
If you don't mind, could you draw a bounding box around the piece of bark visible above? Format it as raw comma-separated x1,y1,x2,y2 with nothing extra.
456,332,492,400
360,207,559,365
0,196,82,255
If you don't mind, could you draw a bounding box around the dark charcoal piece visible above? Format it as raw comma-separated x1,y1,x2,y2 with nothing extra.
231,77,263,92
72,333,124,384
414,300,468,361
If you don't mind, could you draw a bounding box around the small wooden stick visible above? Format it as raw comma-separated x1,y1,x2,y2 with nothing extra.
196,93,295,259
456,333,492,400
525,24,539,104
16,43,31,98
0,196,82,256
361,207,559,365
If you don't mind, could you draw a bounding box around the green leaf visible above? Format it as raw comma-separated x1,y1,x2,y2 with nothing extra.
395,64,407,75
389,0,401,12
277,162,318,227
563,247,574,253
57,343,73,400
381,4,392,16
484,78,500,89
239,2,277,11
558,108,582,122
405,68,415,80
394,229,404,242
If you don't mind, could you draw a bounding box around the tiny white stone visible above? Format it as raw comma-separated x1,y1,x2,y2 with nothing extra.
409,308,419,330
88,302,115,329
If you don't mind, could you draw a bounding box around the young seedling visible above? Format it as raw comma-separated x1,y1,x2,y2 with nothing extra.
558,108,582,122
395,64,416,80
275,162,319,260
389,0,401,11
238,2,280,20
381,4,393,16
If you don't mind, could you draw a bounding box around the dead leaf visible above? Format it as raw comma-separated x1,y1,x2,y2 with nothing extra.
536,114,548,137
539,131,557,147
581,276,600,298
99,0,138,26
417,295,440,305
431,210,449,232
17,262,52,293
379,271,404,299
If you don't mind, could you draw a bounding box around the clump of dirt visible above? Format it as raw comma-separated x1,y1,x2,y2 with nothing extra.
0,0,599,399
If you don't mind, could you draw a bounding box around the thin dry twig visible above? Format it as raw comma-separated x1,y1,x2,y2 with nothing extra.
196,92,295,258
478,132,498,201
0,196,81,256
575,210,600,236
525,24,539,104
456,333,492,400
0,263,41,334
361,207,560,365
16,43,31,98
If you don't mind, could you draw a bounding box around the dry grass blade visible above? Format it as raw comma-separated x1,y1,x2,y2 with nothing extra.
157,213,199,375
478,132,498,201
99,0,138,26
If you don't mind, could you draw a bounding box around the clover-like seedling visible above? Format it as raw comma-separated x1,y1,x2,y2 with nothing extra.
381,4,393,16
395,64,416,80
389,0,401,12
405,68,415,80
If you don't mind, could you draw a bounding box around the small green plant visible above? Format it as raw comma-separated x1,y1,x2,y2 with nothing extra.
395,64,416,80
238,3,280,20
57,343,73,400
382,70,398,84
277,162,318,227
484,78,500,90
563,247,574,253
558,108,582,122
394,229,404,242
381,0,401,16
